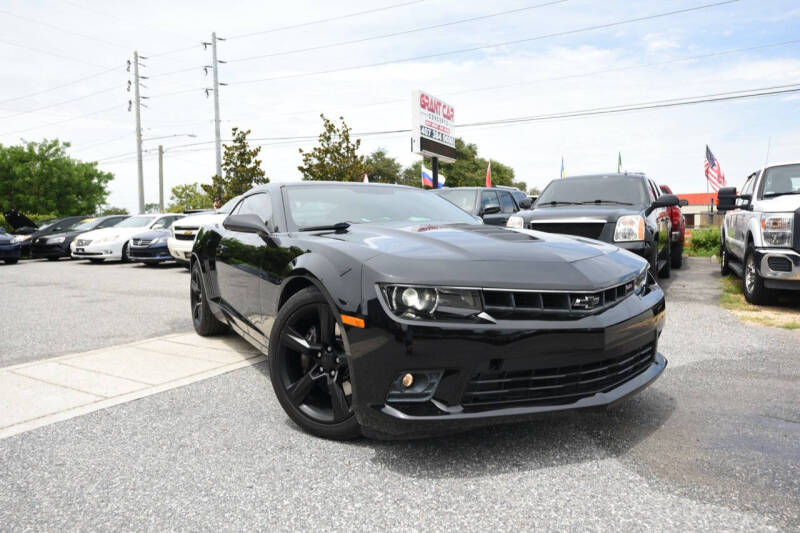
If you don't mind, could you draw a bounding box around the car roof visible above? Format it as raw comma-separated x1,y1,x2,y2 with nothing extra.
562,172,648,180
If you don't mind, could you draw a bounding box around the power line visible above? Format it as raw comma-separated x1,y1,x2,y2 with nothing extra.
0,65,123,106
60,0,196,43
228,0,740,87
0,104,121,137
226,0,426,40
0,85,123,120
0,8,129,49
226,0,567,64
0,38,115,69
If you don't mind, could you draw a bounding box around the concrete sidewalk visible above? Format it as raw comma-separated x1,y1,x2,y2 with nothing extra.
0,332,265,440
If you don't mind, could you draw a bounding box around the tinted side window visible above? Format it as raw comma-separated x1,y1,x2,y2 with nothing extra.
98,217,122,228
499,191,515,213
238,193,272,225
153,216,177,229
481,191,499,210
737,175,755,206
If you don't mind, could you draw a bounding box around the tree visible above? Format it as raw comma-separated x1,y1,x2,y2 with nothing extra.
363,148,401,183
98,206,129,215
298,114,364,181
167,182,212,213
528,186,541,196
201,128,268,203
400,137,523,190
0,139,113,215
144,203,161,214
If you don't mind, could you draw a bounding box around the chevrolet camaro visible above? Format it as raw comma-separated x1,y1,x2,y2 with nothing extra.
190,182,667,440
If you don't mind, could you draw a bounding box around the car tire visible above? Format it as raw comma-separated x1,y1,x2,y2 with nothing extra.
670,243,683,269
89,258,104,264
659,241,671,279
121,242,130,263
647,242,658,279
720,240,731,276
268,287,361,441
4,259,18,264
743,245,773,305
190,262,228,336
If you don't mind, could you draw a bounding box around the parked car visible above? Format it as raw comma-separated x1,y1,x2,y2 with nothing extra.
30,215,129,260
168,196,240,266
128,228,175,265
71,214,184,263
0,228,21,264
190,182,666,440
717,162,800,304
659,184,687,269
3,212,88,257
495,185,529,207
507,173,679,279
433,187,520,225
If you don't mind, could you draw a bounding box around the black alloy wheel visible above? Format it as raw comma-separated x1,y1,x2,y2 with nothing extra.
269,287,360,440
190,262,228,336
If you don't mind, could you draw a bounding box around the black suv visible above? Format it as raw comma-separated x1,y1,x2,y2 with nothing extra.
433,187,521,225
507,173,679,278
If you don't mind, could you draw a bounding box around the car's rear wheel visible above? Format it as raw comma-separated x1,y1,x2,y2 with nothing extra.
670,242,683,269
121,243,130,263
743,246,773,305
659,241,671,279
269,287,360,440
190,262,228,336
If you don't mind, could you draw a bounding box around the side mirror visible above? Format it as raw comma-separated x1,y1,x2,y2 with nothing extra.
481,205,501,216
223,214,269,237
679,199,689,207
646,193,679,215
518,198,533,209
716,186,738,212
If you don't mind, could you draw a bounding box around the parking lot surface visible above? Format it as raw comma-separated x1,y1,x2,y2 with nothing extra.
0,260,192,367
0,258,798,531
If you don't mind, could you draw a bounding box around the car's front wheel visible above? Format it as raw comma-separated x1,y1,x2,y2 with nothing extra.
120,242,130,263
190,262,228,336
269,287,360,440
743,246,773,305
720,240,731,276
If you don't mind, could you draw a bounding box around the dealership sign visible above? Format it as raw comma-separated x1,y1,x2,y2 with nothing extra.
411,90,456,163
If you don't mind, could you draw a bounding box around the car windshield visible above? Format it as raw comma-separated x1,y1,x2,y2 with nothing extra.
36,218,61,231
761,164,800,198
538,176,648,206
66,218,95,231
218,196,239,214
285,185,478,230
115,215,156,228
435,189,477,212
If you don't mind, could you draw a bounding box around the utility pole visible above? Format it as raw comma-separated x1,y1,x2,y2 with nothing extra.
211,32,223,178
133,51,145,214
158,145,164,212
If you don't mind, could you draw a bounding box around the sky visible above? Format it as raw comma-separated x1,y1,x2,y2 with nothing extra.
1,0,799,213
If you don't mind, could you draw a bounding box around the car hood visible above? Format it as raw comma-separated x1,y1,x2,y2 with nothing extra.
77,227,149,241
173,213,227,228
524,205,641,222
758,195,800,212
312,223,646,291
132,229,170,240
3,210,38,231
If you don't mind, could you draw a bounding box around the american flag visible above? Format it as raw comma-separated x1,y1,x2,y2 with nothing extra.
704,145,726,191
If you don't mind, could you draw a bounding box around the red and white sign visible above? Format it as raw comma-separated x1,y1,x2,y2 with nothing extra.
411,90,456,163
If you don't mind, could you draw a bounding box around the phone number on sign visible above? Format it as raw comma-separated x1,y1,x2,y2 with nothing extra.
419,126,454,146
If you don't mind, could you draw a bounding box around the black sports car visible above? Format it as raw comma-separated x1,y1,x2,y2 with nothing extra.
30,215,129,260
191,182,667,440
506,173,679,278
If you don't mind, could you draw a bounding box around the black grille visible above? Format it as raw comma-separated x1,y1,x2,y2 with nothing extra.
175,233,195,241
482,279,636,319
767,256,792,272
794,208,800,252
131,238,152,246
530,222,605,240
462,343,655,409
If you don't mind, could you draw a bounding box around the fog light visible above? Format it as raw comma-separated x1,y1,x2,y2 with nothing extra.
386,370,442,403
401,373,414,388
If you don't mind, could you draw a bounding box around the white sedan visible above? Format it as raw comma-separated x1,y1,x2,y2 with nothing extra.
71,214,184,262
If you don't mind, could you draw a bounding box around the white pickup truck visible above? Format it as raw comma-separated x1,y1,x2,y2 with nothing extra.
717,162,800,304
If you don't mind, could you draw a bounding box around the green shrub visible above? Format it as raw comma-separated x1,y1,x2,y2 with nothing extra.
690,227,721,256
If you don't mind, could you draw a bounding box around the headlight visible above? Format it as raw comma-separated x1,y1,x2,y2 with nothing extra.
614,215,645,242
761,213,793,247
47,236,65,244
506,215,524,229
382,285,483,320
634,266,648,295
151,237,166,245
11,235,30,244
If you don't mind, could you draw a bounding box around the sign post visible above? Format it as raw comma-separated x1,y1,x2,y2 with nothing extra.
411,90,455,188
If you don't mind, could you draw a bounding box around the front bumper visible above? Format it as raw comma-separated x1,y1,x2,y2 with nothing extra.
129,244,172,263
30,242,69,258
71,241,124,260
0,243,22,260
755,248,800,289
345,282,667,438
167,237,194,263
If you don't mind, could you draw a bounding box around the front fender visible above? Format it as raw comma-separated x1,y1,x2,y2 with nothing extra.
747,215,762,248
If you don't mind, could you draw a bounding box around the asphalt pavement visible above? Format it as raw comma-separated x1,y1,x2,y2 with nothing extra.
0,259,192,367
0,257,798,531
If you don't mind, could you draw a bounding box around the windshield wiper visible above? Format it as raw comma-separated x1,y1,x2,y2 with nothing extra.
539,200,579,206
577,199,633,205
298,221,352,232
763,191,800,198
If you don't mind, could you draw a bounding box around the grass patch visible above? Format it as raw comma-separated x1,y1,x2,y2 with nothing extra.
688,227,721,257
719,275,800,329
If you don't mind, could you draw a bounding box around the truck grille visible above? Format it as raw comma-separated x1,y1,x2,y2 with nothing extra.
794,208,800,253
461,343,655,409
530,222,605,240
131,238,152,246
482,278,637,319
767,256,792,272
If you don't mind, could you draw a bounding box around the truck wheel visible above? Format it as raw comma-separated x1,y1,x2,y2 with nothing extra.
670,243,683,269
743,246,772,305
720,242,731,276
659,242,671,279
